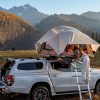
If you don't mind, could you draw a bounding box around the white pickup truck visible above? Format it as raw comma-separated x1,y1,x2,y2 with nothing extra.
0,58,100,100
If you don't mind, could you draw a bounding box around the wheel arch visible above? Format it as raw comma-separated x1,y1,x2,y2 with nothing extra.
30,82,51,95
94,79,100,93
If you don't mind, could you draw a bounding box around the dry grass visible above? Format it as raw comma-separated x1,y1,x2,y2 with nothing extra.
91,50,100,67
0,50,100,68
0,50,39,67
92,94,100,100
0,50,99,68
82,93,100,100
0,50,38,58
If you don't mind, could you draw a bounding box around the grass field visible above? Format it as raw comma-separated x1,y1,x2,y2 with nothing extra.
0,50,39,67
91,50,100,68
0,50,99,68
0,50,38,58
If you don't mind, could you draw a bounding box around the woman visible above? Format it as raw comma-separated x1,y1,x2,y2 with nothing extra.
80,47,90,84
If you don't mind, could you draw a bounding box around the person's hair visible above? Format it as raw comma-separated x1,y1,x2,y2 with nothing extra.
74,45,80,51
65,45,74,52
82,47,88,51
82,47,89,54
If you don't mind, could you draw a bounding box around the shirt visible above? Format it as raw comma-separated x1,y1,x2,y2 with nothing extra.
80,54,90,71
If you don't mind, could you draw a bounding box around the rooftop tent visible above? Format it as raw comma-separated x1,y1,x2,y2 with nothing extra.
35,26,100,54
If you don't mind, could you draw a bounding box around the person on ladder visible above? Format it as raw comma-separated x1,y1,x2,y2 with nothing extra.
73,47,92,100
80,47,91,84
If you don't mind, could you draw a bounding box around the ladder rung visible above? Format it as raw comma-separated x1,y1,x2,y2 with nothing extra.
78,83,88,86
75,68,81,69
79,89,93,93
72,75,82,77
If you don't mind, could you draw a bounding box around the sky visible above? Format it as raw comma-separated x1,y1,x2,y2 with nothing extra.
0,0,100,15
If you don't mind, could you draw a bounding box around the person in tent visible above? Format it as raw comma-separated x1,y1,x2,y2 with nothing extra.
60,45,75,66
63,45,75,57
80,47,91,84
39,42,57,58
39,42,50,57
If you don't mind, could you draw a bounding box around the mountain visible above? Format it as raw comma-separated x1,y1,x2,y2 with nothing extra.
34,15,93,42
0,5,100,49
8,4,48,25
82,11,100,21
0,4,100,32
0,7,7,11
0,11,35,50
58,14,100,32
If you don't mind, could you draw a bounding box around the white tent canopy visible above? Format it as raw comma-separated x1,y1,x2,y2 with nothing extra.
35,26,100,54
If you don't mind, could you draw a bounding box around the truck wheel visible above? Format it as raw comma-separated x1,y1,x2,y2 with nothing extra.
31,86,50,100
95,81,100,94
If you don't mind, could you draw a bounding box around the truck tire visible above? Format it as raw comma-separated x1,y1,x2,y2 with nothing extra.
31,86,50,100
95,81,100,94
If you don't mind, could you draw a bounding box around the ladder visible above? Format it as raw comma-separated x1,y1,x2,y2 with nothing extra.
71,61,92,100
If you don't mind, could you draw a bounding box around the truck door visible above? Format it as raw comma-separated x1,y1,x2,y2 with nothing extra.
48,61,72,94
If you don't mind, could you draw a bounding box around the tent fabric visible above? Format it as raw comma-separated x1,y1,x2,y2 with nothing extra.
35,26,100,54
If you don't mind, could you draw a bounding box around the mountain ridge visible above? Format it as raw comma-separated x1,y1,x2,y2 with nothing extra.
58,14,100,32
1,4,100,27
82,11,100,21
34,15,93,43
0,4,100,32
0,4,48,26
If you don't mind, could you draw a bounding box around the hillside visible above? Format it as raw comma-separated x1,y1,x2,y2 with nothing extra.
58,14,100,32
82,11,100,21
0,11,35,50
34,15,94,42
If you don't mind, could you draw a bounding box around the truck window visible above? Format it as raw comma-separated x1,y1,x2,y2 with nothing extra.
70,61,82,72
17,62,43,70
51,61,70,72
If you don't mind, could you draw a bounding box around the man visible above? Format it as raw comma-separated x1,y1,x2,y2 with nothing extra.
1,60,12,81
80,48,91,84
